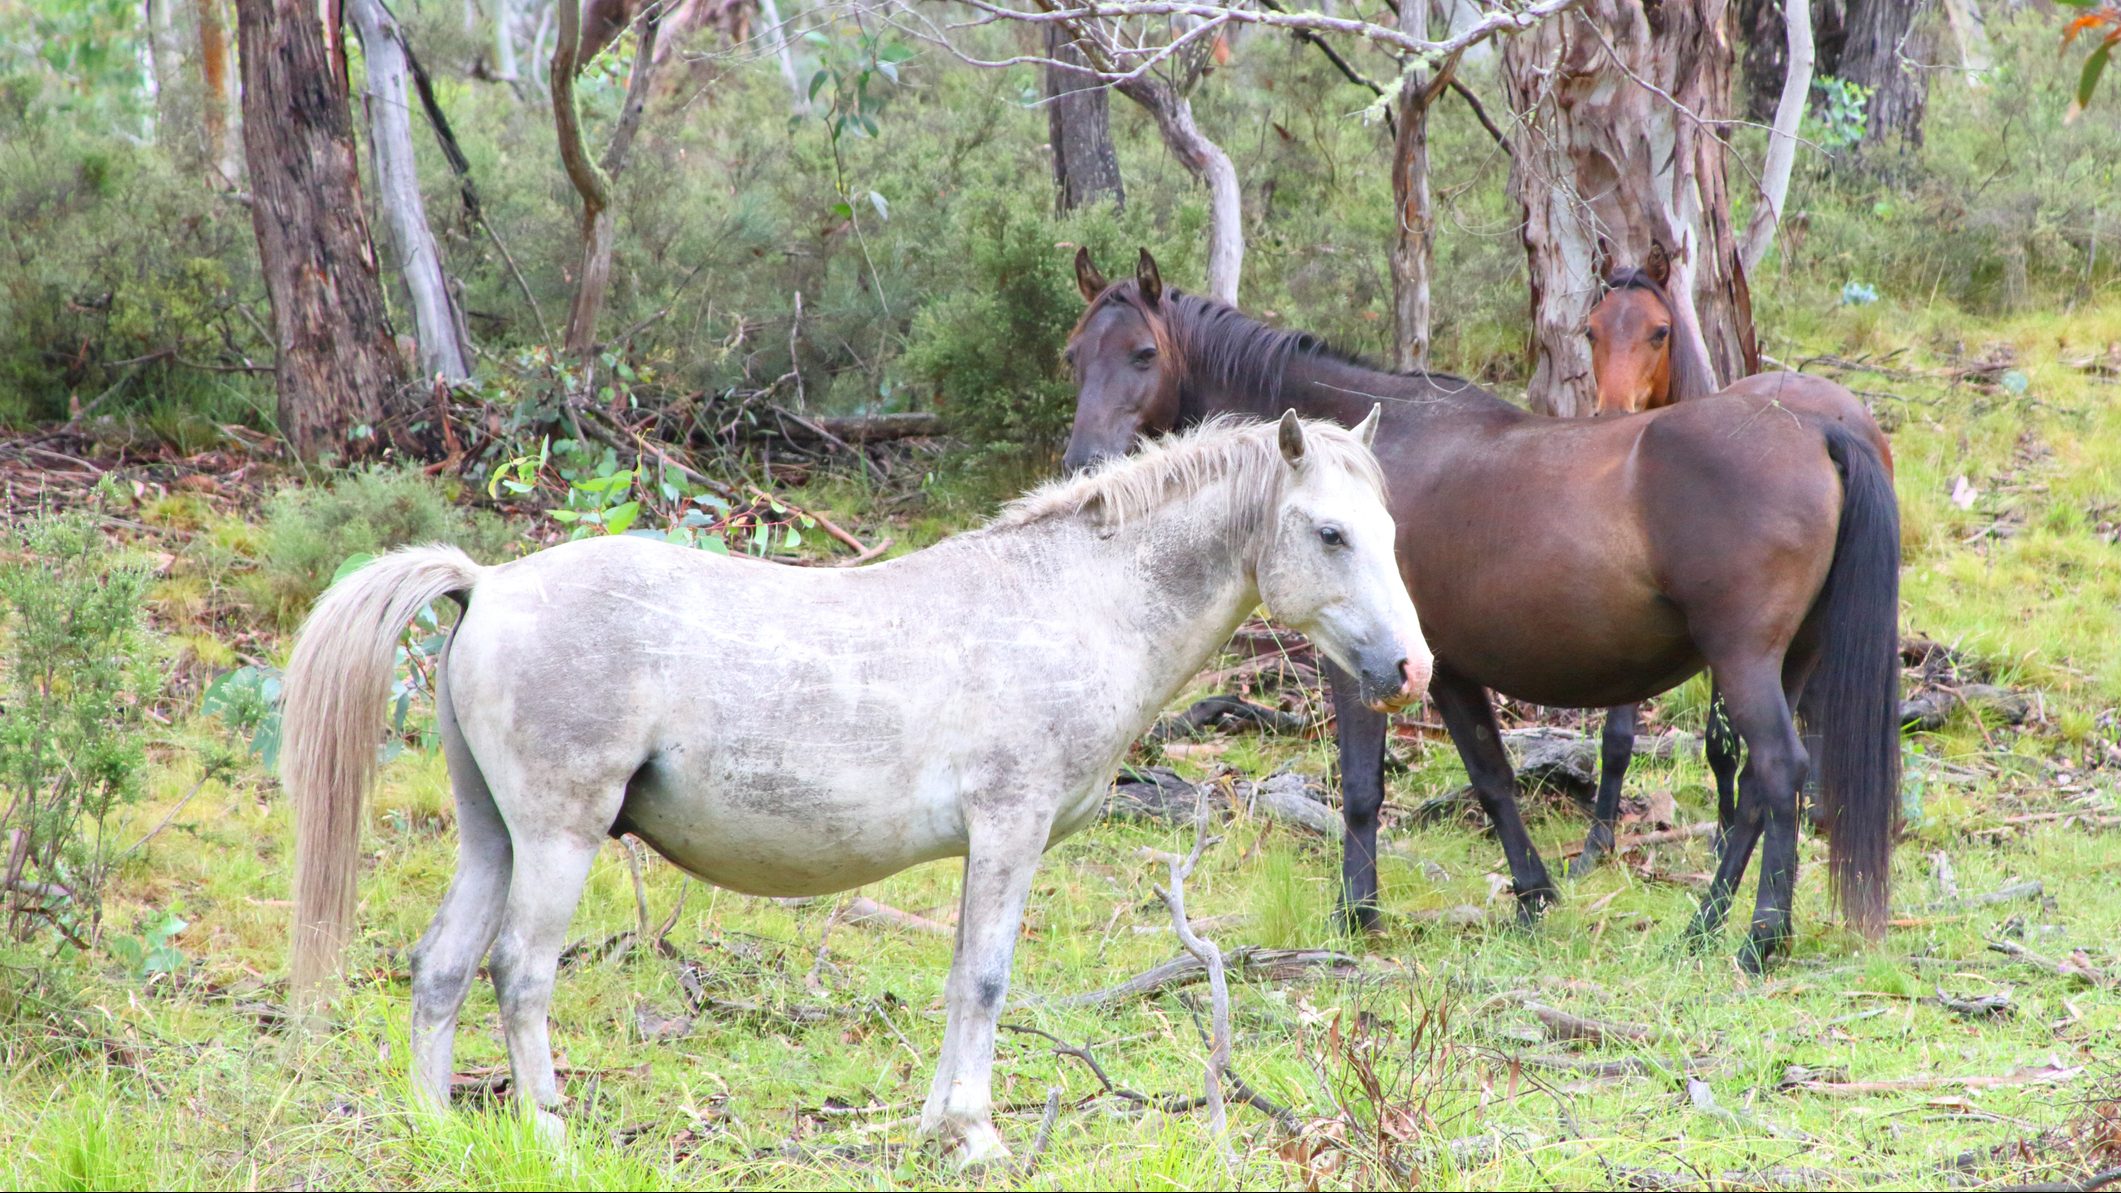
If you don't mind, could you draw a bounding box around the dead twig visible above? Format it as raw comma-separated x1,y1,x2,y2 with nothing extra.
1988,939,2111,986
1526,1001,1677,1047
1142,794,1233,1166
1043,945,1363,1009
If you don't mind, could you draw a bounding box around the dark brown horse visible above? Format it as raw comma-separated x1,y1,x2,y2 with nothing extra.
1063,249,1902,970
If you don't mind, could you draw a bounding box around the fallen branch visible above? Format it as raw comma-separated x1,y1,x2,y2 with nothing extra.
747,485,877,560
1149,694,1307,742
1909,879,2044,914
1780,1063,2084,1096
775,411,943,443
999,1023,1205,1113
1043,946,1364,1009
841,896,950,937
1525,1001,1677,1048
1987,939,2111,986
1558,822,1717,860
1144,795,1233,1166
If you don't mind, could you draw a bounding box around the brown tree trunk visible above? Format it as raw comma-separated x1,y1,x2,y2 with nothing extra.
1045,28,1125,212
1502,0,1757,416
554,0,660,357
1836,0,1931,150
197,0,244,185
1736,0,1787,123
1389,0,1437,371
235,0,408,459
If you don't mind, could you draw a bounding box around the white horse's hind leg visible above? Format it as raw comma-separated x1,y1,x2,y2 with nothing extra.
485,824,606,1141
920,808,1052,1166
408,693,513,1111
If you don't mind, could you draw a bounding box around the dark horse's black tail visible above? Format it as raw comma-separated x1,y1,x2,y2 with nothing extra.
1809,424,1902,939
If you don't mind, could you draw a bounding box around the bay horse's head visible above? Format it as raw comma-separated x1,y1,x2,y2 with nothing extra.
1586,243,1680,417
1061,248,1184,473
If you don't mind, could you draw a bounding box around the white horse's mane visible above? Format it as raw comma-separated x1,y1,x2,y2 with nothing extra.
995,415,1385,534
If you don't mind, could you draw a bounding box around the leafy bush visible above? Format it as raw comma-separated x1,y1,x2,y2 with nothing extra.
252,466,513,626
0,511,159,947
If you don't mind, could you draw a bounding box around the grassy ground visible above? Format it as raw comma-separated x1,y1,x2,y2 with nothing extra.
3,298,2119,1191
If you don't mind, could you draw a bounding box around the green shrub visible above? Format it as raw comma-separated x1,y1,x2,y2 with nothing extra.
0,511,159,947
252,467,514,627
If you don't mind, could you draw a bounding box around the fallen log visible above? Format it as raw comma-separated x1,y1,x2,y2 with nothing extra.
777,411,943,442
1901,683,2033,732
1150,694,1307,741
1042,946,1365,1010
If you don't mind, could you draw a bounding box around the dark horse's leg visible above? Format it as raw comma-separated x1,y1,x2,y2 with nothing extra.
1430,664,1558,919
1705,685,1740,850
1686,656,1814,971
1325,659,1390,933
1568,704,1638,879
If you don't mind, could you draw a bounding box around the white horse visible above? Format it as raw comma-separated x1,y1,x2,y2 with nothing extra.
282,411,1429,1164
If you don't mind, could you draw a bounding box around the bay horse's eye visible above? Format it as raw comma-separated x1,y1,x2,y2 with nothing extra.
1132,346,1159,368
1584,328,1598,344
1650,326,1671,345
1318,525,1346,548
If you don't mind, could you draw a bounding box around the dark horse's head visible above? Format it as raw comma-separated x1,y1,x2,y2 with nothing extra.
1061,248,1185,473
1585,242,1715,417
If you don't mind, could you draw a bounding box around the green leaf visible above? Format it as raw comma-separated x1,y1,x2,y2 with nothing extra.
876,59,898,84
2074,40,2114,115
832,201,853,219
699,535,730,555
604,501,641,536
331,553,377,585
784,526,803,549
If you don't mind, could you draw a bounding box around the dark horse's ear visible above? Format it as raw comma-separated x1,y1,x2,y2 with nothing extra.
1645,240,1672,288
1135,248,1164,306
1074,247,1107,305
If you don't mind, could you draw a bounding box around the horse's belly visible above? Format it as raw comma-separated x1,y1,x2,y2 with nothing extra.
1426,606,1702,709
614,755,969,898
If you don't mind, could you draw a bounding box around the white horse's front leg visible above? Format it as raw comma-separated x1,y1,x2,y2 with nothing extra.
921,807,1051,1166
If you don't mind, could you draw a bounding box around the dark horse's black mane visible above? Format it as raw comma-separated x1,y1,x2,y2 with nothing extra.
1093,281,1474,408
1601,267,1719,403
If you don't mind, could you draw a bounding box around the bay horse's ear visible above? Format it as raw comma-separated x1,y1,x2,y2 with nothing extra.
1074,247,1107,305
1645,241,1672,288
1593,234,1616,287
1136,248,1164,306
1277,409,1306,465
1354,403,1382,447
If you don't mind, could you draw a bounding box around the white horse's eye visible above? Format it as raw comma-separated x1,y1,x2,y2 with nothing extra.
1319,525,1346,548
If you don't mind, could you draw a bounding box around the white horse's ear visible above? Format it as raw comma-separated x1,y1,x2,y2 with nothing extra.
1278,409,1307,465
1355,404,1382,447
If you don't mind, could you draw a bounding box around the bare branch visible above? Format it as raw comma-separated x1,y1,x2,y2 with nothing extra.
936,0,1586,61
1142,796,1233,1166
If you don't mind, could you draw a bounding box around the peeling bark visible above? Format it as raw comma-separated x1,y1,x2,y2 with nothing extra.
234,0,408,459
1502,0,1757,416
1389,0,1438,371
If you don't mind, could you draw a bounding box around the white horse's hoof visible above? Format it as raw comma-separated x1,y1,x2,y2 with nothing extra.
951,1123,1011,1169
530,1107,567,1147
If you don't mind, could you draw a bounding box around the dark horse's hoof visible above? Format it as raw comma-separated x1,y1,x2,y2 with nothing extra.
1512,881,1560,925
1565,850,1604,882
1737,923,1792,974
1335,901,1384,936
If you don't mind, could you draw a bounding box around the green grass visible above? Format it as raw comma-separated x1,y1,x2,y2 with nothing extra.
4,296,2120,1191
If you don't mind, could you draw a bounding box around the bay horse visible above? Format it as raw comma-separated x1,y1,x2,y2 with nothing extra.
1063,249,1901,972
1575,250,1901,875
282,414,1426,1165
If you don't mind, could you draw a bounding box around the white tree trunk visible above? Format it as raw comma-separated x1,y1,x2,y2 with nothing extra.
494,0,521,81
1940,0,1992,84
349,0,472,382
147,0,185,144
1117,77,1243,304
758,0,808,115
1741,0,1812,274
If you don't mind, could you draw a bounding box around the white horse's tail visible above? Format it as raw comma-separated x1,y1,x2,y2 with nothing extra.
285,544,484,1006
